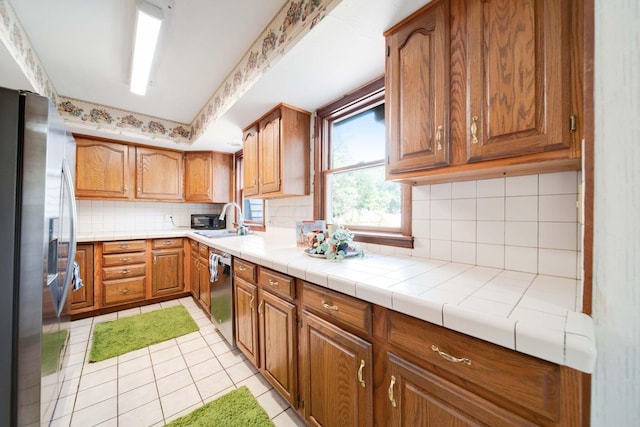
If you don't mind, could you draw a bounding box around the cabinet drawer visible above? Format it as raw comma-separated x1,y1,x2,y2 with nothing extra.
152,238,182,249
302,282,372,336
103,240,146,254
103,277,145,305
103,264,146,280
258,267,295,301
386,310,559,422
103,252,146,267
234,258,257,282
198,244,210,258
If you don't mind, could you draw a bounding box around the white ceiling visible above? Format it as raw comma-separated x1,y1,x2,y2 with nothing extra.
2,0,428,152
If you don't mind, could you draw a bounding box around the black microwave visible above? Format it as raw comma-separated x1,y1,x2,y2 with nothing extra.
191,214,226,230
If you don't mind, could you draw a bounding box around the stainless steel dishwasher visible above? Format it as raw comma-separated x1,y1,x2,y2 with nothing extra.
209,250,235,347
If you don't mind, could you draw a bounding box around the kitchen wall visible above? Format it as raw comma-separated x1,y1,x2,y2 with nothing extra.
76,200,221,234
592,0,640,424
266,171,581,282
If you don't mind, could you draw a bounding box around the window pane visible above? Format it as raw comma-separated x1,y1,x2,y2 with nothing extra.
332,103,385,168
243,199,264,222
326,165,402,228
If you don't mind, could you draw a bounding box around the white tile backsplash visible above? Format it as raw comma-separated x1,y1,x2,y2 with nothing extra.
77,200,220,234
243,172,580,280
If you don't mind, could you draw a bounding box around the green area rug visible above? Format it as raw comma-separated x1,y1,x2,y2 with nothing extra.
89,305,198,362
167,386,274,427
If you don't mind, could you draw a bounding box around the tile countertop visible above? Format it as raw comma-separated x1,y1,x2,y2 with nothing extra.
78,229,596,374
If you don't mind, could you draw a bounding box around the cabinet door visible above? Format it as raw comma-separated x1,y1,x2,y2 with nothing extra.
184,152,213,202
466,0,570,162
151,249,184,297
136,147,184,201
259,290,297,407
386,353,534,427
70,243,94,310
190,253,200,300
75,138,132,199
211,152,233,203
386,0,449,176
234,277,259,366
198,254,211,310
301,311,373,427
258,111,281,195
243,127,259,197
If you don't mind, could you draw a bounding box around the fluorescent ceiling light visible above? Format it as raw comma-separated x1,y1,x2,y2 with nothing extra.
130,1,164,96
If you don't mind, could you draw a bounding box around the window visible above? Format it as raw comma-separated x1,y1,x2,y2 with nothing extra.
314,77,413,248
235,151,265,231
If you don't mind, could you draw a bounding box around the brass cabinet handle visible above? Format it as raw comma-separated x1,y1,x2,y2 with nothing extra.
124,185,128,192
388,375,397,408
357,359,366,388
249,295,254,311
470,115,479,144
121,269,130,275
119,244,130,249
258,300,264,314
121,288,129,294
163,240,172,245
431,344,471,366
121,257,131,262
268,279,279,287
153,256,157,264
322,302,339,311
238,265,247,271
435,125,443,151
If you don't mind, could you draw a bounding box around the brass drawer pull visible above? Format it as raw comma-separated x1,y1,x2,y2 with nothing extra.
119,244,130,249
322,302,339,311
121,288,129,294
121,257,131,262
163,240,172,245
268,279,279,287
431,345,471,366
388,375,397,408
470,115,479,144
357,359,366,388
435,125,443,151
238,265,247,271
121,269,130,275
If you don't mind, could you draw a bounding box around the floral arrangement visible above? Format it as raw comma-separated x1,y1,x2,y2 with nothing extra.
308,226,362,261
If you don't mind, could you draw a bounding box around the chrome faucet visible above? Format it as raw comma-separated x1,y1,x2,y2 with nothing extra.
219,202,246,233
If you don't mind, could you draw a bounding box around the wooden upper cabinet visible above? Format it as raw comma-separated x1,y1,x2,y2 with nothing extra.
259,110,282,195
243,127,259,197
184,151,233,203
242,103,310,199
465,0,571,162
184,152,213,202
384,0,581,183
135,147,184,201
385,0,450,176
75,138,133,199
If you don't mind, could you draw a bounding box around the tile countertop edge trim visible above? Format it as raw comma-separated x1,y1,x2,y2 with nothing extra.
77,230,597,373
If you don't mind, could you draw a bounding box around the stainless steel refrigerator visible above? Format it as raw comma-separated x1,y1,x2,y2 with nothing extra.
0,87,78,426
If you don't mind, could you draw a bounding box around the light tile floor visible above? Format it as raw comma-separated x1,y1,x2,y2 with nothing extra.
50,297,307,427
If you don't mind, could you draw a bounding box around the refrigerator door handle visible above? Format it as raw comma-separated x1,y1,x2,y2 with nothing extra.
56,159,77,316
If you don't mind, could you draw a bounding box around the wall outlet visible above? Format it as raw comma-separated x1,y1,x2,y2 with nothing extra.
165,215,172,222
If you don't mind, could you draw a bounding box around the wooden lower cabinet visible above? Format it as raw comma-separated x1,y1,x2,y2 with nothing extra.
300,311,373,427
234,277,259,366
386,352,534,427
70,243,94,311
151,248,184,297
259,289,298,407
189,250,200,301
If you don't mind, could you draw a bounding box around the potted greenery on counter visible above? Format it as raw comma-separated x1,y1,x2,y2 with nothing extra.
309,226,362,261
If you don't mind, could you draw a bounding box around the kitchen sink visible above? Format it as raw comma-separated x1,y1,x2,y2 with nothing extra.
193,229,240,238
